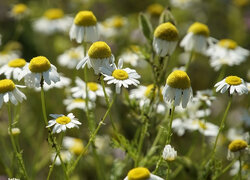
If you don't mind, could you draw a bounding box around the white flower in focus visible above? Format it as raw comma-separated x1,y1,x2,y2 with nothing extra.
227,139,249,160
47,113,81,134
101,59,140,94
63,136,84,155
69,11,98,43
193,89,216,106
162,144,177,161
0,79,26,108
51,151,72,165
214,76,248,95
63,97,95,112
0,58,26,80
124,167,164,180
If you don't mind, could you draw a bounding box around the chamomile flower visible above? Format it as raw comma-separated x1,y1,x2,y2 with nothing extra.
57,46,84,69
227,139,249,160
8,127,21,136
180,22,210,53
214,76,248,95
33,8,73,35
71,77,111,101
0,79,26,108
162,70,192,108
193,90,216,106
124,167,164,180
153,22,179,57
0,50,20,66
101,58,140,94
63,136,84,155
51,151,72,165
10,3,29,19
76,41,115,74
229,161,250,177
207,39,249,71
18,56,60,88
69,11,98,43
0,58,26,80
47,113,81,134
170,0,199,9
162,144,177,161
146,3,164,17
63,97,95,112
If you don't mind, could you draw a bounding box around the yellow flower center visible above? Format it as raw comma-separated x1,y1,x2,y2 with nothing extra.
87,82,99,91
112,16,125,28
167,70,191,89
44,8,64,20
242,164,249,170
228,139,248,152
0,79,16,93
69,51,80,59
88,41,111,59
73,98,85,103
188,22,210,37
128,167,150,180
218,39,238,49
70,139,84,155
8,58,26,68
74,11,97,26
29,56,51,73
144,84,163,100
225,76,242,85
12,4,28,15
154,22,179,41
112,69,129,80
56,116,71,125
198,121,207,130
147,3,164,16
130,45,140,53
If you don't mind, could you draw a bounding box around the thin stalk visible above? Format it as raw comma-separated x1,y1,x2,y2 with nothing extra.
166,162,170,180
185,51,194,72
213,159,236,179
166,102,175,144
47,154,57,180
152,157,163,174
238,155,242,180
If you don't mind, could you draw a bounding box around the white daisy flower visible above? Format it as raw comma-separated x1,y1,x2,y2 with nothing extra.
170,0,199,9
227,139,249,160
162,144,177,161
172,118,187,136
229,161,250,177
0,50,20,66
124,167,164,180
193,89,216,106
0,58,26,80
33,8,73,35
18,56,60,88
63,136,84,155
71,77,111,101
57,46,84,69
51,151,72,165
63,97,95,112
153,22,179,57
47,113,81,134
214,76,248,95
180,22,211,54
69,11,98,43
162,70,192,108
9,3,29,19
100,58,141,94
227,128,249,141
0,79,26,108
146,3,164,17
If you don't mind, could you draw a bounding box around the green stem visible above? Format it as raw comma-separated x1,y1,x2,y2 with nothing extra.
185,51,194,72
166,102,175,144
47,154,58,180
213,159,236,179
152,157,163,174
238,155,242,180
166,162,170,180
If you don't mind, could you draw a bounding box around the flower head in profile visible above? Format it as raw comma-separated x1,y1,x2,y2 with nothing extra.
214,76,248,95
47,113,81,134
162,144,177,161
10,3,29,19
153,22,179,57
0,58,26,80
0,79,26,108
227,139,249,160
76,41,115,74
180,22,210,53
124,167,164,180
101,59,140,94
70,11,99,43
18,56,60,88
63,136,84,155
146,3,164,17
162,70,192,108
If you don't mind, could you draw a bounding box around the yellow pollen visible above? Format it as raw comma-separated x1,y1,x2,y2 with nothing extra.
147,3,164,16
0,79,16,93
112,16,124,28
218,39,238,49
87,82,99,91
144,84,156,97
74,11,97,26
167,70,191,89
8,58,26,67
228,139,248,152
225,76,242,85
12,4,28,15
198,121,207,130
69,51,80,59
70,139,84,155
88,41,111,59
29,56,51,73
56,116,71,125
130,45,140,53
112,69,129,80
154,22,179,41
188,22,210,37
44,8,64,20
73,98,85,103
128,167,150,180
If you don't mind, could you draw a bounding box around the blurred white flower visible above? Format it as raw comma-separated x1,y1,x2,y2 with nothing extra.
193,89,216,106
63,136,84,155
51,151,72,165
162,144,177,161
63,97,95,112
10,3,29,19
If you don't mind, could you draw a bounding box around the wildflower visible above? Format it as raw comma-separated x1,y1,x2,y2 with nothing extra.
63,136,84,155
18,56,60,88
76,41,115,74
69,11,98,43
63,97,95,112
0,58,26,80
10,3,29,19
193,90,216,106
0,50,20,66
172,118,187,136
51,151,72,165
214,76,248,95
162,144,177,161
33,8,72,35
227,139,249,160
162,70,192,108
124,167,164,180
229,161,250,176
101,59,140,94
146,3,164,17
47,113,81,134
153,22,179,57
227,129,249,141
170,0,199,9
8,127,21,136
57,46,84,69
0,79,26,108
180,22,210,53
